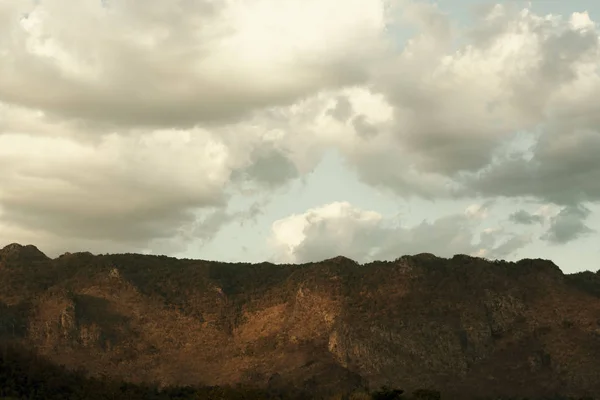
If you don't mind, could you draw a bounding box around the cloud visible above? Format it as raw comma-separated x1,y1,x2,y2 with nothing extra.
465,201,493,220
0,129,234,254
541,205,594,244
0,85,346,255
324,4,600,210
1,0,600,258
451,9,600,206
476,228,532,259
327,96,354,122
509,210,544,225
463,128,600,205
0,0,388,127
269,201,529,263
0,0,394,257
0,115,319,255
230,146,299,189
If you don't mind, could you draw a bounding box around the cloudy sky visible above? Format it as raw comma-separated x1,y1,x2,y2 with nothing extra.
1,0,600,273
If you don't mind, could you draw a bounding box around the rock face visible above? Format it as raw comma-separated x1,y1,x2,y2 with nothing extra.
1,246,600,399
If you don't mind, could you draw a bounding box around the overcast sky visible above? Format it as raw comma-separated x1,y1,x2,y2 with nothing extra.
1,0,600,273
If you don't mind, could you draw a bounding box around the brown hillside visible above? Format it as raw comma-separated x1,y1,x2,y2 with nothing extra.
1,243,600,399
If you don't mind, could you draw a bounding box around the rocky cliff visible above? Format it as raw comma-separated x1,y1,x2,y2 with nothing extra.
1,244,600,399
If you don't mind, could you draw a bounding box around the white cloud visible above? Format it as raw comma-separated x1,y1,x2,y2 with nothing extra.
570,11,595,31
465,203,490,220
269,201,529,264
0,0,389,127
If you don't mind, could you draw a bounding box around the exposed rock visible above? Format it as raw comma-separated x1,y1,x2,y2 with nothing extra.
0,247,599,399
109,267,121,279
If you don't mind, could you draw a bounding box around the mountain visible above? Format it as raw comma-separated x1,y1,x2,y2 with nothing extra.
1,243,600,399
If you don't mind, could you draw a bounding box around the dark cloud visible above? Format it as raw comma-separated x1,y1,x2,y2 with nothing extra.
231,147,299,188
509,210,544,225
542,205,594,244
463,128,600,206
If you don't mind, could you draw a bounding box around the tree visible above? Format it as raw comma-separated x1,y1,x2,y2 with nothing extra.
371,386,405,400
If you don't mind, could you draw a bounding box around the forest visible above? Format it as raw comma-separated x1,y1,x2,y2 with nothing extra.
0,344,596,400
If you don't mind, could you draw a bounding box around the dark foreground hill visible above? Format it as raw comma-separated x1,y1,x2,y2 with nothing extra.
1,243,600,399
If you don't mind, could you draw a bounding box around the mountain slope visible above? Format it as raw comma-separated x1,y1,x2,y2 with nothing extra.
1,243,600,399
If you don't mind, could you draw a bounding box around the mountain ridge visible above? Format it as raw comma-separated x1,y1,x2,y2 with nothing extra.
1,243,600,399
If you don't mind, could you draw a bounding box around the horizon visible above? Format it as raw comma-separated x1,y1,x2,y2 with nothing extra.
2,0,600,274
3,241,594,277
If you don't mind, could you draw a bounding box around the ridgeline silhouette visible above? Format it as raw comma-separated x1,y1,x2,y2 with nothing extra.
1,243,600,399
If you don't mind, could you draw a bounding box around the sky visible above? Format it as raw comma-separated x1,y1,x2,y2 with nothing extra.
1,0,600,274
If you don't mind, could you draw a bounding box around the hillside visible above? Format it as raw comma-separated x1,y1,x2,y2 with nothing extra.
1,243,600,399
